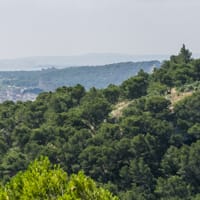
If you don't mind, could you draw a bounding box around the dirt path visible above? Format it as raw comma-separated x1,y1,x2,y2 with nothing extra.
110,88,194,118
167,88,193,110
110,101,132,118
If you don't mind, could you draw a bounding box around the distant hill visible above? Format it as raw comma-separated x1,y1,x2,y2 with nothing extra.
0,60,161,91
0,54,165,71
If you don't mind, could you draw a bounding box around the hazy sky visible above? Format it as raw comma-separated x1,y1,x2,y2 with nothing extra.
0,0,200,59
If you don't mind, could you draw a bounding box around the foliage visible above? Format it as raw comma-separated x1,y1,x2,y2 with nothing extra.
0,61,160,91
120,70,149,99
152,44,195,87
155,176,192,200
0,157,118,200
0,46,200,199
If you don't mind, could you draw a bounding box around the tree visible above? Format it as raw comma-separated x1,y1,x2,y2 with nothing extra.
102,84,121,104
0,157,119,200
147,82,168,96
144,96,170,118
155,176,192,200
160,146,182,176
128,158,154,192
120,71,149,99
70,84,86,104
191,59,200,80
174,92,200,144
178,140,200,191
81,97,111,129
179,44,192,64
170,44,192,64
188,123,200,140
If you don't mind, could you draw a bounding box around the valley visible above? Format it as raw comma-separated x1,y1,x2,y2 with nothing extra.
0,60,160,102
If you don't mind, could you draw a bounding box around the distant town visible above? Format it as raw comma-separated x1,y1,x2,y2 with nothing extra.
0,86,38,103
0,60,161,103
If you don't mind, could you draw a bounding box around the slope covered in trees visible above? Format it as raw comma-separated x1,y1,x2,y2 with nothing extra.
0,45,200,199
0,60,160,91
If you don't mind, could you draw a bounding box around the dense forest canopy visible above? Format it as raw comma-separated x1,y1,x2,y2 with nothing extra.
0,45,200,199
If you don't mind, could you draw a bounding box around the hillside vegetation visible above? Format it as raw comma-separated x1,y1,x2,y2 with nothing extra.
0,45,200,199
0,60,160,91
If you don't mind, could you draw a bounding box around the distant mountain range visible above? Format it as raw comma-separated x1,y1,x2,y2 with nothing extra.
0,53,167,71
0,60,161,91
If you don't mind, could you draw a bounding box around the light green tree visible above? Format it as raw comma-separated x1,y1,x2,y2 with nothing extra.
0,157,118,200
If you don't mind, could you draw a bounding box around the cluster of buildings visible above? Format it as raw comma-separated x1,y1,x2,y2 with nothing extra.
0,86,38,103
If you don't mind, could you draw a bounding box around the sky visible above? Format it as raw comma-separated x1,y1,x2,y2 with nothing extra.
0,0,200,59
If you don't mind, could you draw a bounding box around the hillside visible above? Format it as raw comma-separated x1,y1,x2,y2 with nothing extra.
0,60,160,91
110,88,194,119
0,54,165,71
0,46,200,199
